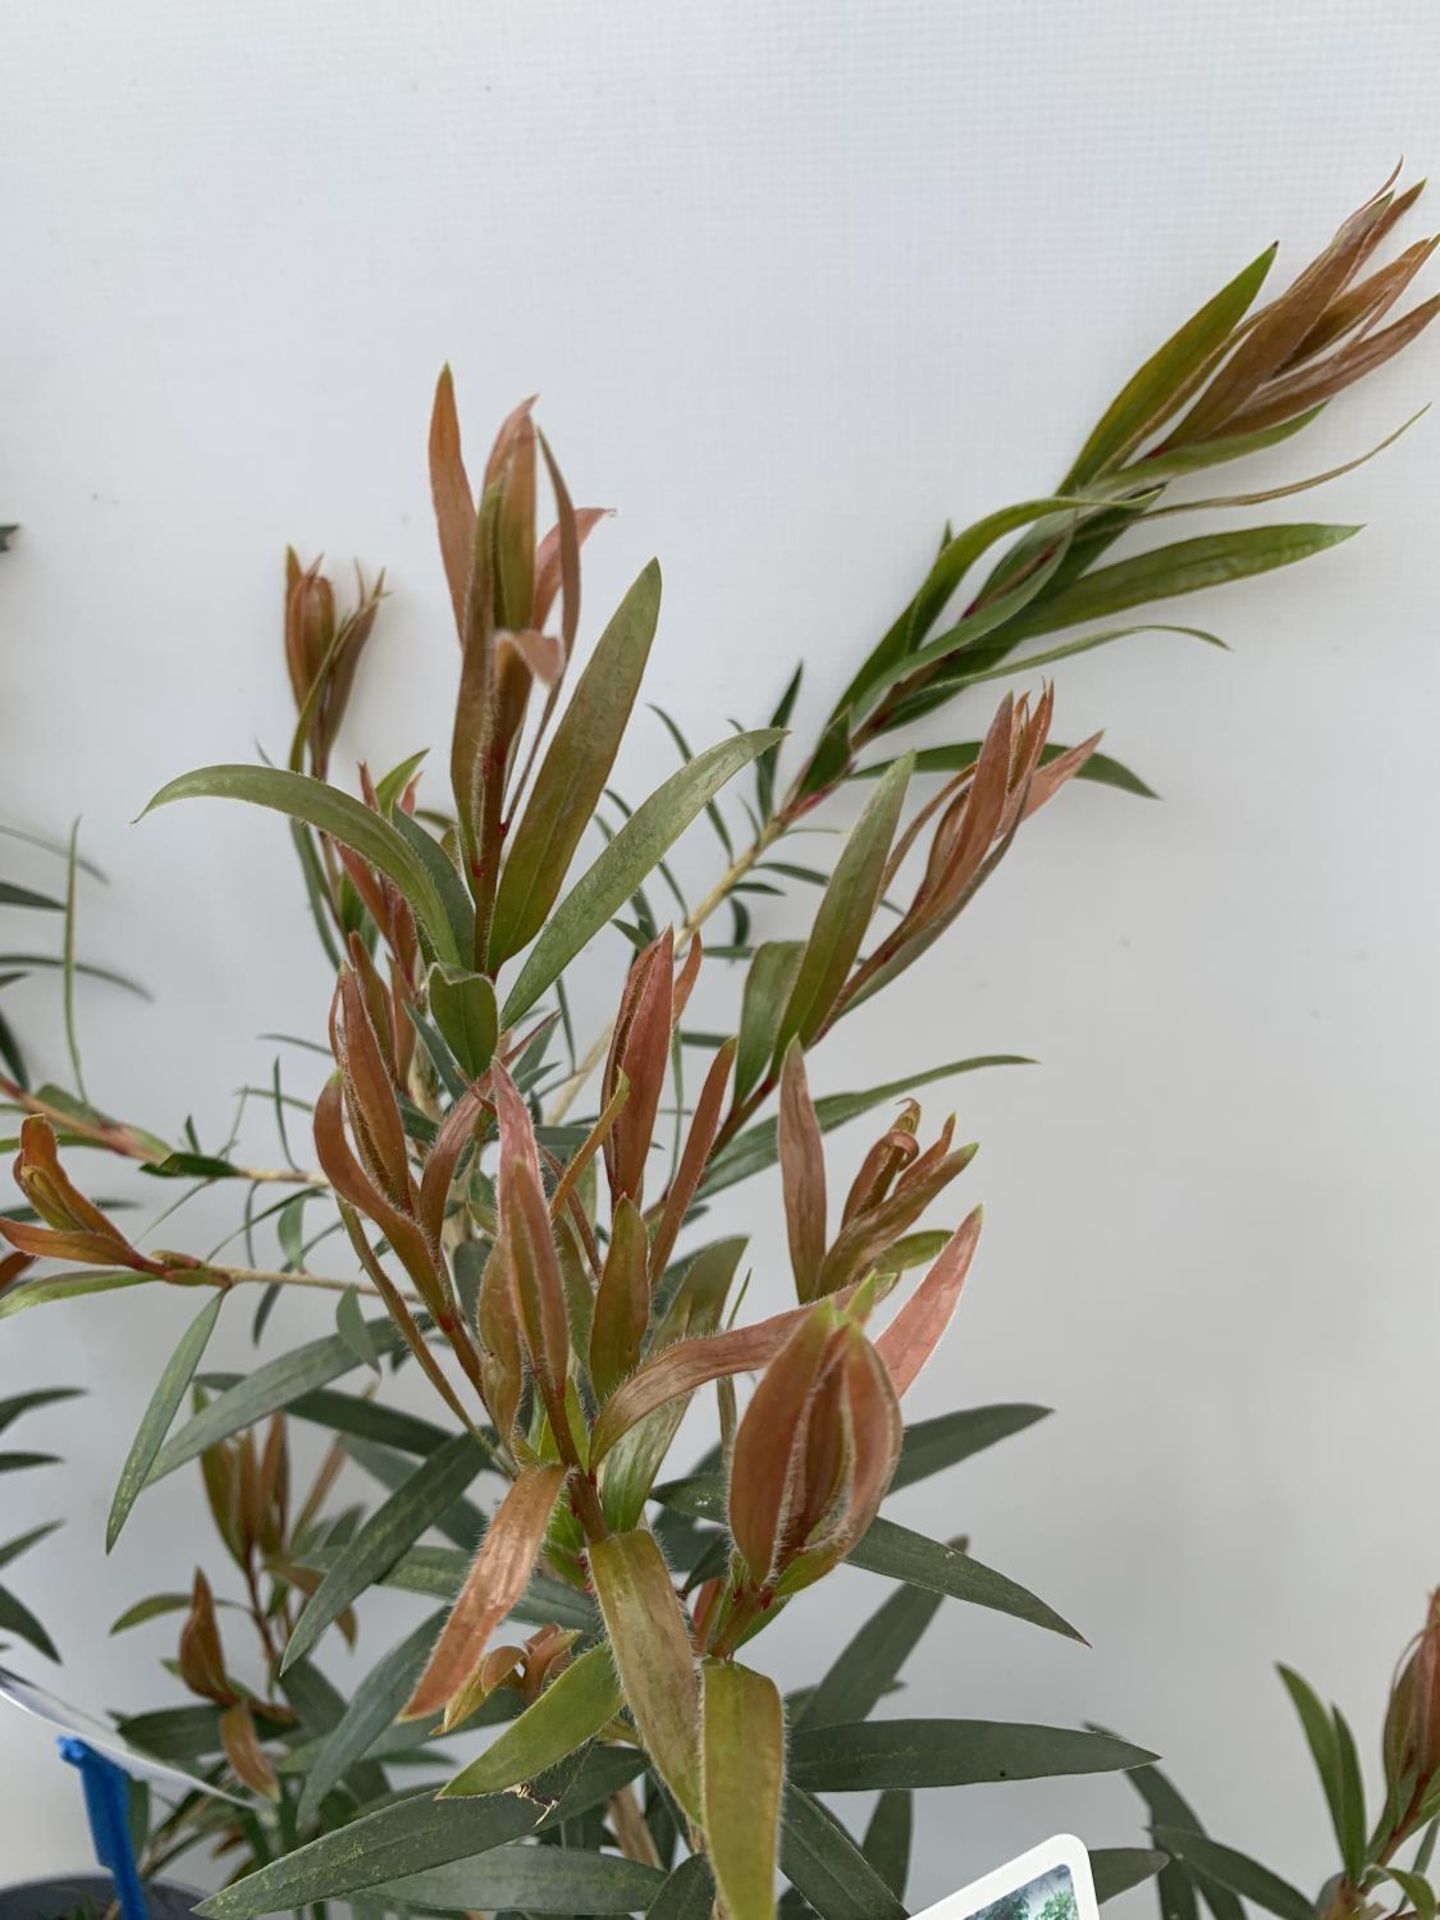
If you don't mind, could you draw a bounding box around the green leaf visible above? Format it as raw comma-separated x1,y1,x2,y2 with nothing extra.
797,1582,943,1731
734,941,805,1106
891,1403,1050,1493
790,1718,1156,1791
297,1608,447,1825
849,1516,1081,1640
649,1855,716,1920
0,881,62,911
1116,1753,1245,1920
391,807,478,958
107,1291,225,1550
856,741,1157,800
490,561,663,966
702,1054,1030,1196
1091,1849,1170,1904
1001,524,1359,643
283,1432,488,1670
441,1644,622,1797
142,765,462,964
0,1522,60,1571
0,1388,82,1434
342,1434,485,1548
109,1592,193,1634
1063,246,1277,487
781,1785,907,1920
0,1580,58,1660
703,1659,784,1920
1332,1705,1367,1884
1151,1829,1313,1920
427,964,498,1079
373,1843,668,1914
149,1318,406,1481
0,1270,157,1319
335,1285,380,1375
773,756,911,1058
259,1382,452,1457
0,1450,57,1473
1383,1868,1436,1920
1276,1664,1346,1867
862,1791,912,1903
194,1788,548,1914
501,728,782,1025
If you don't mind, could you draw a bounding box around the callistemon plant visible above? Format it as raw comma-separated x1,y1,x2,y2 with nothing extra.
2,174,1436,1916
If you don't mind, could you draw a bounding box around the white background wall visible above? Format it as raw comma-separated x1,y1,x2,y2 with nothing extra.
3,0,1439,1903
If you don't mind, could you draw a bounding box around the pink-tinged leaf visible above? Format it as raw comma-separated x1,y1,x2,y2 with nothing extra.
402,1461,567,1721
605,930,675,1204
494,1066,569,1408
589,1198,651,1402
429,366,475,645
649,1039,736,1281
729,1303,838,1583
417,1075,492,1248
1021,731,1103,819
219,1700,280,1801
814,1142,976,1299
1174,177,1405,441
779,1040,828,1303
876,1206,983,1397
590,1289,852,1465
781,1329,902,1593
534,501,609,643
588,1528,702,1820
334,972,413,1211
477,1237,524,1443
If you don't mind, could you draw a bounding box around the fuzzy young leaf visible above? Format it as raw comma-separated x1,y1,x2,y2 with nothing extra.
704,1659,784,1920
283,1432,488,1670
589,1527,702,1821
442,1643,621,1798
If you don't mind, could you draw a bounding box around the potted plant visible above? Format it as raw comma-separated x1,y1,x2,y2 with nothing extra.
2,173,1435,1914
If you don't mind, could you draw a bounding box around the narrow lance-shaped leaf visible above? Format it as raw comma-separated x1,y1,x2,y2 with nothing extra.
702,1053,1030,1198
590,1197,650,1400
877,1206,982,1397
501,727,782,1025
142,766,461,964
773,756,911,1059
781,1785,907,1920
403,1461,567,1722
298,1607,448,1825
788,1717,1156,1791
779,1040,827,1302
282,1433,488,1671
588,1527,702,1821
999,524,1358,644
797,1579,944,1731
1150,1829,1314,1920
489,560,663,966
734,941,804,1105
1063,246,1278,487
108,1291,225,1550
193,1789,548,1916
863,1790,913,1903
371,1845,667,1915
703,1659,784,1920
441,1642,622,1797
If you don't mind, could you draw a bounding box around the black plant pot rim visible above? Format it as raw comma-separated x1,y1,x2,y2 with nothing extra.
0,1876,199,1920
